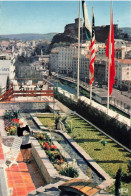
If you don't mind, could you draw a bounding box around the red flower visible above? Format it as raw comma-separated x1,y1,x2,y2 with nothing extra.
46,145,50,149
12,118,19,124
43,145,46,148
53,145,57,149
45,142,48,145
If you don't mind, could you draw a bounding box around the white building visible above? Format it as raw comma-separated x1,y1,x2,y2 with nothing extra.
58,47,78,74
105,58,131,89
49,49,59,72
50,46,85,74
0,54,15,91
72,54,90,81
115,59,131,88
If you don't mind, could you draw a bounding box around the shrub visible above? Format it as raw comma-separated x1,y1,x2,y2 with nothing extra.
122,160,131,183
54,91,131,149
115,168,122,196
4,110,19,120
60,166,78,178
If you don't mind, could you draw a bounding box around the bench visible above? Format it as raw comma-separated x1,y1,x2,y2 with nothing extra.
5,136,22,167
58,179,101,196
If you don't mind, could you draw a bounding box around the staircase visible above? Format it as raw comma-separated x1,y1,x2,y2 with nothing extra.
0,87,14,102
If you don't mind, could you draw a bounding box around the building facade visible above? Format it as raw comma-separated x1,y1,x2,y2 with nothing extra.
0,54,15,91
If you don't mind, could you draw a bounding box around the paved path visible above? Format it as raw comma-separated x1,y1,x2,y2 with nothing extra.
5,152,45,196
0,136,45,196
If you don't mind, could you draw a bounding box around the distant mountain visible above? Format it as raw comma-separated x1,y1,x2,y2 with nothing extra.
0,33,57,41
119,27,131,34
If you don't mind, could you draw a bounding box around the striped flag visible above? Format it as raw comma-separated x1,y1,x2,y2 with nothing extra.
106,5,115,95
82,0,91,41
89,10,95,85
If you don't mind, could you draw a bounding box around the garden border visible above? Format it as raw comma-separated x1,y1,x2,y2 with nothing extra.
31,137,74,184
30,113,114,189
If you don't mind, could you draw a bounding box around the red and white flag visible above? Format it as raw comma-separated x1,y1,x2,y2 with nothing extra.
89,11,95,85
106,6,115,95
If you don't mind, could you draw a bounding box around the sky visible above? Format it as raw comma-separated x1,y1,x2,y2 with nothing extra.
0,1,130,35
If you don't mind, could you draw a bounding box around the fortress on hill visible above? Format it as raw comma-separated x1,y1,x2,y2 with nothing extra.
64,18,119,43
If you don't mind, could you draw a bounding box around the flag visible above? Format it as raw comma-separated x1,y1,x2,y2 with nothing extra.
89,10,95,85
106,5,115,95
82,0,91,41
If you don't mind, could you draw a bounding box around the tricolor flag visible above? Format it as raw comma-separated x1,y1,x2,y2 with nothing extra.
82,0,91,41
106,5,115,95
89,10,95,85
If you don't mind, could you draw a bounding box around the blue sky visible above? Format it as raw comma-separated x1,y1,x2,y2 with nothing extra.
0,1,130,35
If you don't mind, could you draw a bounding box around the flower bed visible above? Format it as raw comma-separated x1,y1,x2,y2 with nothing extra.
34,132,78,178
5,118,19,136
4,110,19,136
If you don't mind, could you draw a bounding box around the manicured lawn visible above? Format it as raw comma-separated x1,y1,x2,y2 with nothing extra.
37,113,131,195
68,115,131,195
37,113,56,129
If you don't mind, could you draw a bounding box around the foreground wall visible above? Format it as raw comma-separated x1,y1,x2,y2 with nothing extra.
0,102,48,112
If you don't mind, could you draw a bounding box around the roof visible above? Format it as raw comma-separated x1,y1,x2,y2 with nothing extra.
51,50,59,53
117,59,131,64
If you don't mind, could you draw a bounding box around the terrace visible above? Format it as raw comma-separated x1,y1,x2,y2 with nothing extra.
0,91,130,195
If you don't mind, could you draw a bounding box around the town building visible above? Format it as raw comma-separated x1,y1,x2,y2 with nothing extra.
115,59,131,90
0,54,15,91
50,46,79,74
49,49,59,73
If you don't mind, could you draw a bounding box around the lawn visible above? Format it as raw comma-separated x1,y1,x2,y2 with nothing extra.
37,113,56,129
37,113,131,195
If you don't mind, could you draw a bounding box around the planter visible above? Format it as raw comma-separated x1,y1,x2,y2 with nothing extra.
32,132,79,179
31,137,72,184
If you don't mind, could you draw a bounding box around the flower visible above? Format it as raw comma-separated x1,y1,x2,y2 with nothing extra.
12,118,19,124
46,145,50,149
45,142,48,145
53,145,57,149
51,145,57,149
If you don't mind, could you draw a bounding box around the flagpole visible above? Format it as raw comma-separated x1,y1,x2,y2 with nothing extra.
90,84,92,104
107,2,112,114
90,7,93,105
77,0,81,99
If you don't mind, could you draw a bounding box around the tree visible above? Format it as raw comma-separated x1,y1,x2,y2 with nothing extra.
115,168,122,196
6,76,10,90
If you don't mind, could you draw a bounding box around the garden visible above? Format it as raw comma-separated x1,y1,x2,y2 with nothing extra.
34,132,78,178
3,111,79,179
3,109,131,195
37,113,131,195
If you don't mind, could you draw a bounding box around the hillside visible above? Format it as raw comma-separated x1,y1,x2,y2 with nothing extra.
0,33,57,41
120,27,131,34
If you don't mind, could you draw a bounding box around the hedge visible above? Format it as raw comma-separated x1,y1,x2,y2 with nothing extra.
54,89,131,149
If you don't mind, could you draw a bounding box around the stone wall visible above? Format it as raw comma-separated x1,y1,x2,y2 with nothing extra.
0,102,48,112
